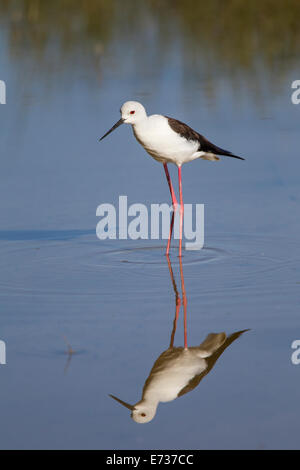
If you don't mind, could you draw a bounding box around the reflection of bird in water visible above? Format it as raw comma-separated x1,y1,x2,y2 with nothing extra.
110,256,249,423
110,330,247,423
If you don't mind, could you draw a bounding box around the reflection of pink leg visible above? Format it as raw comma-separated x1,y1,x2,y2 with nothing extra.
171,295,181,348
183,292,187,350
163,163,178,255
178,166,184,258
179,255,188,349
167,255,181,348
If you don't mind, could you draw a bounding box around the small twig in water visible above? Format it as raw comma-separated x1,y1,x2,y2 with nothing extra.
63,336,75,355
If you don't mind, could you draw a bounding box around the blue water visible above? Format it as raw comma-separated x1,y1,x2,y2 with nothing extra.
0,1,299,449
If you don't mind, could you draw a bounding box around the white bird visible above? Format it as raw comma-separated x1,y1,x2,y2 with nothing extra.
110,329,248,423
100,101,244,256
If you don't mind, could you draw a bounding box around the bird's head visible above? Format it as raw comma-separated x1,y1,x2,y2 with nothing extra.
131,402,157,424
109,394,157,424
99,101,147,141
120,101,147,124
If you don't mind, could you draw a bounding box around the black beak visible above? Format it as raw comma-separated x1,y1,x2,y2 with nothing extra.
109,394,135,411
99,118,124,141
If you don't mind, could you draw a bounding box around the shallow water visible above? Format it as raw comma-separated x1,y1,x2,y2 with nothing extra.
0,0,300,449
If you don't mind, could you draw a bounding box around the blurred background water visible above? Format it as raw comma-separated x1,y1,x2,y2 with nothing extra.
0,0,299,449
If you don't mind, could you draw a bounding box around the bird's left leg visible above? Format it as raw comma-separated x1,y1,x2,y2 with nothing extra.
163,163,178,255
178,165,184,258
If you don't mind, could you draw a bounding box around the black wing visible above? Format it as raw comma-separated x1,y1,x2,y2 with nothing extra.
167,117,245,161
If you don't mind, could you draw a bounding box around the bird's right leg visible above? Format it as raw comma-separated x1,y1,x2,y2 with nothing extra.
163,163,178,255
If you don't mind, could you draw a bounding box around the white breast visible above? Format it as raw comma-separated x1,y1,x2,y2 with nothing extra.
133,115,201,166
143,350,207,403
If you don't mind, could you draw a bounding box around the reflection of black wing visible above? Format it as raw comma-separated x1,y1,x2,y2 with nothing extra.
177,329,249,398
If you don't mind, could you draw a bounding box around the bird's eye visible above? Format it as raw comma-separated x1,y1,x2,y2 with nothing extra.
130,110,135,115
141,413,146,417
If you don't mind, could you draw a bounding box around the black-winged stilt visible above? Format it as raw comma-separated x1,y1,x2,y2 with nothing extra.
100,101,244,257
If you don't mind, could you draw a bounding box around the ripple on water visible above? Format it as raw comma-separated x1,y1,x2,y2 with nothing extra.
0,233,299,297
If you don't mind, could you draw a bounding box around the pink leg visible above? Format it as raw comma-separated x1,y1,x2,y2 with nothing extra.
166,212,175,255
178,166,184,257
163,163,178,255
179,255,188,349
